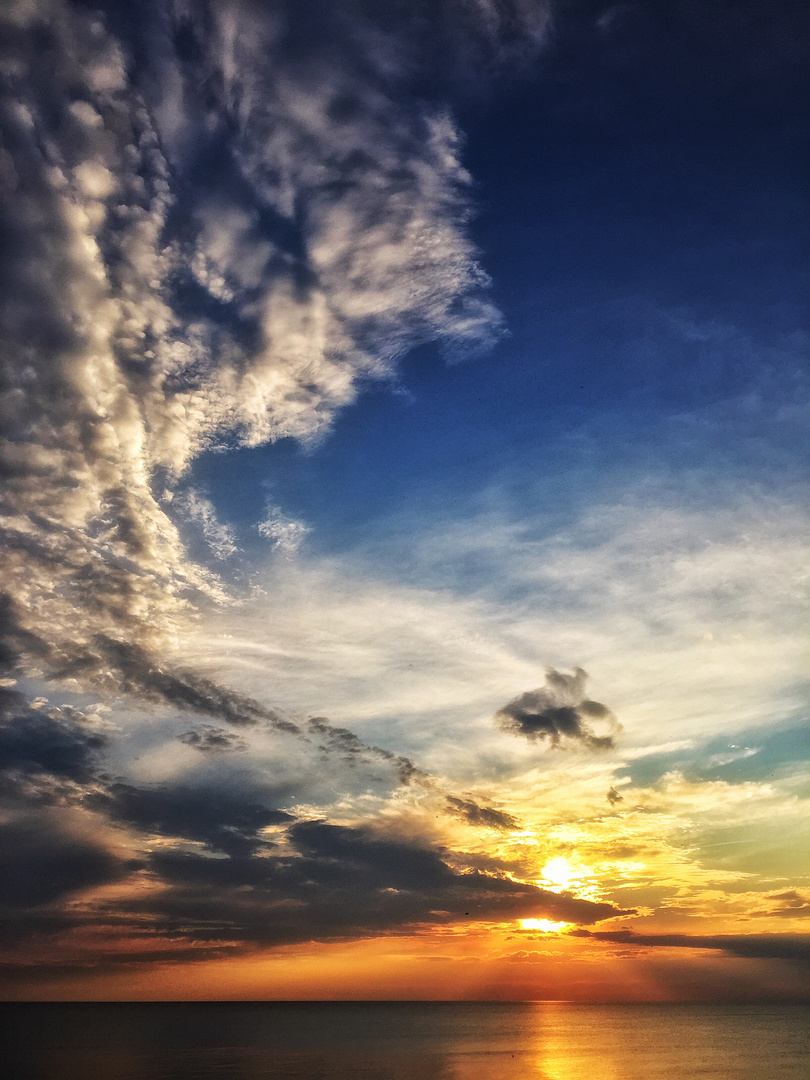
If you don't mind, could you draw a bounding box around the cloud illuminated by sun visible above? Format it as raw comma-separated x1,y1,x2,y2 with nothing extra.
541,857,578,891
520,919,569,933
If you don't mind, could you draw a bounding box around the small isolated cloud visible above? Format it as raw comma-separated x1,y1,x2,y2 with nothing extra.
497,667,619,750
257,506,310,553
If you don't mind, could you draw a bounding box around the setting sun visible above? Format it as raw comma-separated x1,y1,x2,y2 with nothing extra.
519,919,569,933
540,857,577,891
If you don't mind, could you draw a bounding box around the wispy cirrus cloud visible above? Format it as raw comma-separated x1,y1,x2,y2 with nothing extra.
257,504,310,553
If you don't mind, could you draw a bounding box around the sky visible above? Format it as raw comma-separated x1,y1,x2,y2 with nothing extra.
0,0,808,1002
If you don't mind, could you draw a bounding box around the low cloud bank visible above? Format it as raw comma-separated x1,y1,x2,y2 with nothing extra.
573,928,810,965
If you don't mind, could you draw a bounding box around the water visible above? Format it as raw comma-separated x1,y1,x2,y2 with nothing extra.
1,1002,808,1080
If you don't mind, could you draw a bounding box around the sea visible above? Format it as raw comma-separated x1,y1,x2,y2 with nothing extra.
1,1002,808,1080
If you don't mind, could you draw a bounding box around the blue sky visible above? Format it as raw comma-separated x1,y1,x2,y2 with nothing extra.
188,1,808,559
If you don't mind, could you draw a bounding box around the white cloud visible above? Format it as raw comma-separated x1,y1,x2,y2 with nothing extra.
0,0,531,695
191,485,809,780
174,489,238,561
257,506,310,554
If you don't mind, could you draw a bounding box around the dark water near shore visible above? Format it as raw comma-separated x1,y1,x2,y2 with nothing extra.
1,1002,808,1080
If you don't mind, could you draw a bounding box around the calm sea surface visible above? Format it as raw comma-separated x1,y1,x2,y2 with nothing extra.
1,1002,808,1080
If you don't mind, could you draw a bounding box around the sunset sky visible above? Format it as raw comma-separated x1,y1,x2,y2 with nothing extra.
0,0,808,1002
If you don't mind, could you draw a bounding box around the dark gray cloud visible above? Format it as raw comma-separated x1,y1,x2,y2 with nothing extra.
572,929,810,965
91,638,300,733
307,716,422,785
87,780,293,857
0,686,106,786
0,814,128,909
445,795,520,831
130,819,630,951
178,725,248,753
0,593,299,734
607,785,624,805
497,667,619,749
753,891,810,919
0,811,630,971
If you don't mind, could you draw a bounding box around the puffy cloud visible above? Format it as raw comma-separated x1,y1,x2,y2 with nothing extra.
496,667,619,749
0,0,546,710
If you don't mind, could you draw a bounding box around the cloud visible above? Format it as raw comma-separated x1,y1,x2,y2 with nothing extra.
496,667,619,749
307,715,423,785
187,486,805,812
572,929,810,965
0,0,541,721
89,638,300,732
173,490,238,561
257,505,310,553
0,685,107,788
177,725,248,754
0,9,557,980
87,779,293,857
128,818,630,952
753,891,810,920
0,603,299,733
445,795,521,831
0,813,127,909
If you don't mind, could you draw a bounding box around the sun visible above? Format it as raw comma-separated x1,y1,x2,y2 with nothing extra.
520,919,569,933
540,857,577,891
